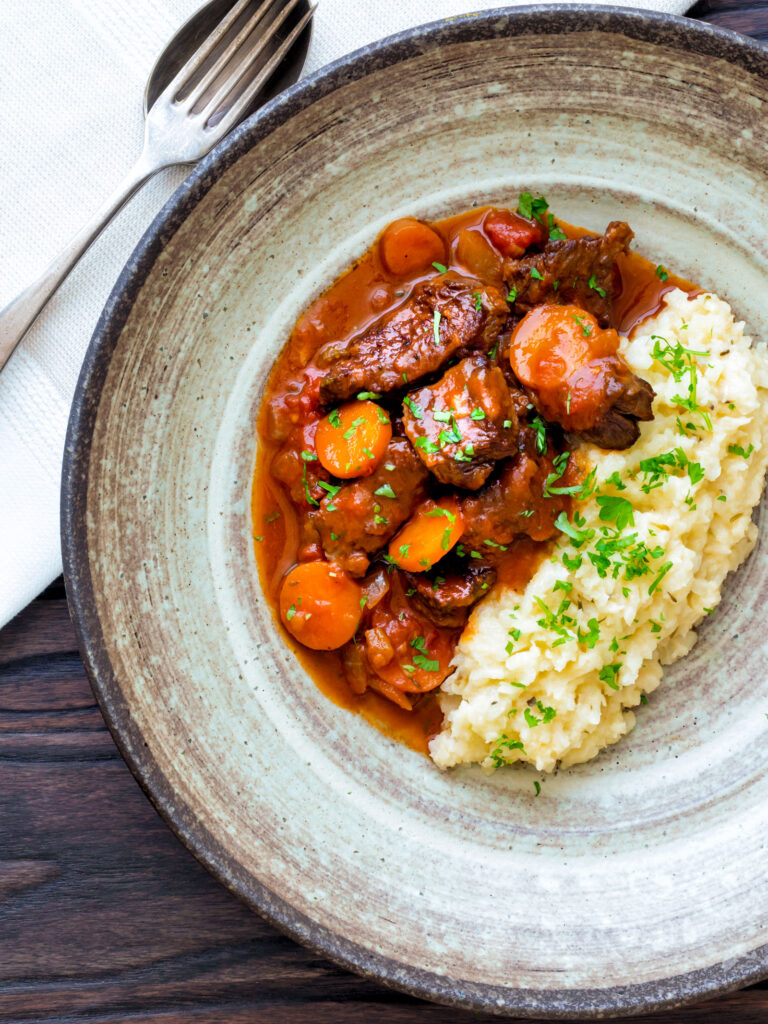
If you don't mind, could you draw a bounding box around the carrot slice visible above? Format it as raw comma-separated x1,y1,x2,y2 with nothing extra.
380,218,446,277
279,561,362,650
387,497,464,572
509,304,621,428
315,399,392,479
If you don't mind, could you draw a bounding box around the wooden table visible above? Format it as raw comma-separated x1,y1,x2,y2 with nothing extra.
2,4,767,1019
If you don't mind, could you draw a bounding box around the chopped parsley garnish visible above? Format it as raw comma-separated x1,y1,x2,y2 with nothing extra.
652,335,712,431
572,313,592,337
530,415,547,455
533,781,541,797
547,215,566,241
648,560,673,595
403,395,423,419
438,422,463,447
470,408,486,421
356,390,381,400
588,273,606,297
318,480,341,499
374,484,397,499
433,409,453,423
534,595,578,646
638,448,703,492
596,494,634,530
728,442,754,459
425,505,457,524
518,192,550,224
286,604,297,621
473,290,483,311
507,286,518,303
415,436,440,454
489,734,525,767
530,267,544,281
432,261,448,273
577,618,600,648
543,451,574,496
599,663,621,690
342,416,365,440
410,635,439,672
264,510,281,523
604,470,626,491
555,511,594,547
328,408,341,428
655,264,669,281
300,450,319,506
562,551,583,571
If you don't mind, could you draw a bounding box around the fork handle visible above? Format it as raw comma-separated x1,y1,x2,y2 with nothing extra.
0,150,167,375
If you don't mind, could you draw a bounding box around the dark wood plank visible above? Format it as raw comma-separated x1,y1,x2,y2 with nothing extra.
3,5,768,1020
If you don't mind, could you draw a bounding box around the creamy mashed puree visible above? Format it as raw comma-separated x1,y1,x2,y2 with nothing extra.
430,290,768,772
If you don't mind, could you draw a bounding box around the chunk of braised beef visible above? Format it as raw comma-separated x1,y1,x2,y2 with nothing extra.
578,359,655,449
315,438,428,576
402,564,497,628
316,273,509,404
459,451,570,551
504,221,633,327
401,354,519,490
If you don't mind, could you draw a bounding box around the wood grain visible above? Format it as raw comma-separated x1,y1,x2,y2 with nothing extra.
3,3,768,1020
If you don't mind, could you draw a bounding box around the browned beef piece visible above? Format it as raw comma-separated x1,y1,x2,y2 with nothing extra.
315,439,428,576
402,564,497,628
401,354,520,490
459,452,570,550
579,359,655,449
504,222,633,327
316,273,509,404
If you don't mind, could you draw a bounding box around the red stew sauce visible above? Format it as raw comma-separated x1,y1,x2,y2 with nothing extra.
253,200,695,753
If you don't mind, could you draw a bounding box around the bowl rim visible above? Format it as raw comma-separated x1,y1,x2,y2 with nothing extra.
61,5,768,1017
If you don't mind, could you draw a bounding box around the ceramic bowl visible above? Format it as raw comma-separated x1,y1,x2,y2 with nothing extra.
62,7,768,1017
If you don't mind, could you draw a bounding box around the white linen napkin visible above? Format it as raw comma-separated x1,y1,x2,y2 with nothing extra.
0,0,690,628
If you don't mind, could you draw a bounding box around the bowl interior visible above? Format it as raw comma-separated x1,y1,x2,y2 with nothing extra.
64,9,768,1017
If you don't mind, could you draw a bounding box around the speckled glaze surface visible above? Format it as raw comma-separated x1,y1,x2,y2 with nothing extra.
62,8,768,1018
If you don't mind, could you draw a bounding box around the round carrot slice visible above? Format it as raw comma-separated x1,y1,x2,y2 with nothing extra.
279,562,362,650
509,304,620,427
380,218,446,277
388,497,465,572
315,399,392,479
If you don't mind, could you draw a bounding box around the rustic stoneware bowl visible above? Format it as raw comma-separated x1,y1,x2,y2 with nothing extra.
62,6,768,1017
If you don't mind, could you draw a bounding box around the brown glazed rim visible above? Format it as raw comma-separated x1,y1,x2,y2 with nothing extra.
61,7,768,1018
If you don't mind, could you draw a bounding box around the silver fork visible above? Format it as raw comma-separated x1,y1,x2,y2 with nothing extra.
0,0,316,374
